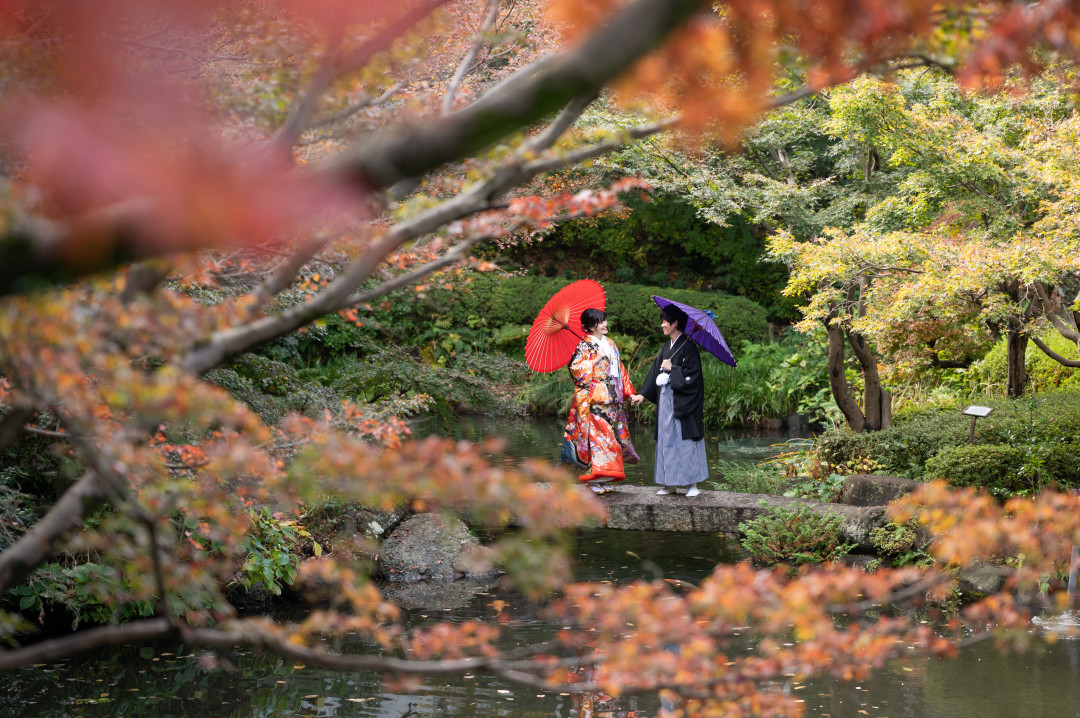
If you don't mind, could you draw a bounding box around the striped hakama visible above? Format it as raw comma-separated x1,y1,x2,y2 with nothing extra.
654,382,709,487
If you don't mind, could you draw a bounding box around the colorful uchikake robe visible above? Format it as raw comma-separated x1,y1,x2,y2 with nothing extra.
563,338,639,482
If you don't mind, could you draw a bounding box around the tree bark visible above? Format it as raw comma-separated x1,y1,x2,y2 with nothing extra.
1005,327,1028,398
825,318,865,432
847,328,892,430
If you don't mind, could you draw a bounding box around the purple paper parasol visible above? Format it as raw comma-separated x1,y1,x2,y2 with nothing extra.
652,295,737,367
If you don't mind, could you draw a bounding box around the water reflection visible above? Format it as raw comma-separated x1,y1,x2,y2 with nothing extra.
4,416,1080,717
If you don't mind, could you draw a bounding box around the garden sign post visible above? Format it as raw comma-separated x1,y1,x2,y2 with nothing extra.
962,405,993,444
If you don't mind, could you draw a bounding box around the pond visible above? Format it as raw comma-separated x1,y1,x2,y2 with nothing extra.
2,415,1078,717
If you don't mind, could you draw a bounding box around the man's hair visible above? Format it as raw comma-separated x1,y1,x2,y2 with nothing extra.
660,304,688,332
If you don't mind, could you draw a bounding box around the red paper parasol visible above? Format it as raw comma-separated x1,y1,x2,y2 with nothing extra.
525,279,605,372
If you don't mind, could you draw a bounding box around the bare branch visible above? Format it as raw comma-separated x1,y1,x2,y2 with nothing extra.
442,0,502,115
270,18,349,151
522,93,600,155
334,0,454,77
20,425,69,439
0,472,106,595
275,0,453,150
344,235,489,307
520,119,673,175
246,237,330,315
0,618,177,670
1034,283,1080,343
308,82,405,131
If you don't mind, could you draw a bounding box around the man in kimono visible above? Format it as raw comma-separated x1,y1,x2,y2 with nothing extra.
630,304,708,496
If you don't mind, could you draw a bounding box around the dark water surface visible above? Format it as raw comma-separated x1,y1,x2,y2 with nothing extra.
3,415,1078,717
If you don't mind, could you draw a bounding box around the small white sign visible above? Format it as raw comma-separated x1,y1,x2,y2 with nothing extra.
962,405,994,417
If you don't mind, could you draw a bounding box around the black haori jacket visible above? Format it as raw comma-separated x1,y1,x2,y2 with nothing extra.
639,334,705,441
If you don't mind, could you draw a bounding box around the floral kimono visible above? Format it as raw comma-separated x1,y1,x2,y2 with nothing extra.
563,337,639,481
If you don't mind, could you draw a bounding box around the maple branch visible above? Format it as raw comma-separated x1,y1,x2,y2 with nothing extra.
182,96,651,374
521,119,674,175
334,0,455,77
337,0,708,190
343,235,488,307
0,618,178,670
247,237,330,314
21,425,69,439
442,0,502,115
0,472,107,596
0,0,703,295
307,82,405,131
1033,282,1080,343
523,93,599,154
271,19,349,151
1031,335,1080,367
825,572,948,614
275,0,453,150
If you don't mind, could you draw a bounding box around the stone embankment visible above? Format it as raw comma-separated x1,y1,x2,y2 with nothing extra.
594,483,896,550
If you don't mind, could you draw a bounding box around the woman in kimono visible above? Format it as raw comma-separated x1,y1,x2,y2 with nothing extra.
564,308,640,494
630,304,708,496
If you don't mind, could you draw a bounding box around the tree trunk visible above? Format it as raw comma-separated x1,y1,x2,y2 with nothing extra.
1005,328,1028,398
847,328,892,430
825,319,865,432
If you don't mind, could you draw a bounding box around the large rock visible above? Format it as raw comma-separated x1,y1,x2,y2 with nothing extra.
839,474,923,507
597,485,887,550
957,561,1011,597
380,513,497,583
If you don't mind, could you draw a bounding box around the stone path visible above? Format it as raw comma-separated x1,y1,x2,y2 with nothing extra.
589,484,887,550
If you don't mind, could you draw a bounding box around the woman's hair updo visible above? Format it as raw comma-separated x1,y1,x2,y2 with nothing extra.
580,308,606,333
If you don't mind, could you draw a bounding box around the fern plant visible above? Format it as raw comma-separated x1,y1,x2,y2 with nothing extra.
739,503,855,568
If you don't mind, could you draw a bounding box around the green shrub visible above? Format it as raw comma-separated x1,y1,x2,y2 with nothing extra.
869,522,933,568
506,193,796,319
316,347,529,416
923,444,1025,497
818,407,967,479
207,354,338,424
700,332,837,428
602,283,769,350
708,460,788,495
1046,443,1080,488
968,332,1080,396
738,503,855,568
819,389,1080,480
355,274,769,352
7,562,157,629
231,507,317,597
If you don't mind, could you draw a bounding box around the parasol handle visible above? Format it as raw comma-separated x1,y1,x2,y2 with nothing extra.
559,322,585,341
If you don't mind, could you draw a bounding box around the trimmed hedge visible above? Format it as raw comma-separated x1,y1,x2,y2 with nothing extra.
819,389,1080,480
923,444,1026,496
382,274,769,351
1046,442,1080,488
